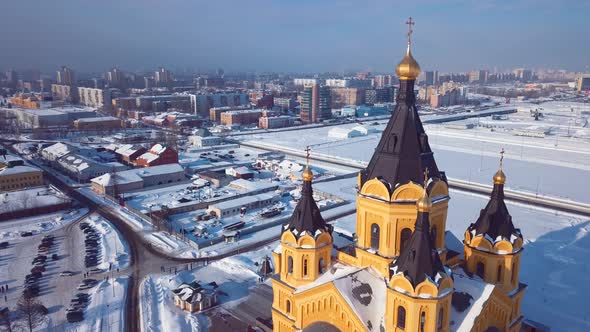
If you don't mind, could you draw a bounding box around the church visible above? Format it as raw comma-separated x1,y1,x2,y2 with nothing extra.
271,18,527,332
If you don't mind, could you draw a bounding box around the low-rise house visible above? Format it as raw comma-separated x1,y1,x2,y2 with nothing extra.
172,282,218,313
91,163,185,195
107,144,147,165
73,116,121,130
198,170,232,188
225,166,254,179
207,193,280,218
0,165,43,192
188,128,222,148
135,144,178,167
56,155,124,182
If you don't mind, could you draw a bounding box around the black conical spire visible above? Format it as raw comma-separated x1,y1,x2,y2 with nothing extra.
469,151,519,240
283,147,330,237
391,170,446,287
360,73,441,190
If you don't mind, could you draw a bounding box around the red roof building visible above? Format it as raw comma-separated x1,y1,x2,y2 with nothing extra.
135,144,178,167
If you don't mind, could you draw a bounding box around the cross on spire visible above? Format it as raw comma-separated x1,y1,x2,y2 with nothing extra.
304,145,311,168
406,16,415,46
499,148,505,169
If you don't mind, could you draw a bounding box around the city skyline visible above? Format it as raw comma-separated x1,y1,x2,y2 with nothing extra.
1,0,589,73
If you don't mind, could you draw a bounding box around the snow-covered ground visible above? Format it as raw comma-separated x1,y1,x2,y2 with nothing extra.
140,247,270,331
0,208,88,240
237,101,590,203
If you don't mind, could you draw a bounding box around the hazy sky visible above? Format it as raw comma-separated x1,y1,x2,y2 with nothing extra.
1,0,589,74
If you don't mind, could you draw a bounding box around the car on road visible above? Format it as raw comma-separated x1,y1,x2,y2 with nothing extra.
77,283,94,290
0,242,9,249
60,271,75,276
20,231,33,237
88,268,103,274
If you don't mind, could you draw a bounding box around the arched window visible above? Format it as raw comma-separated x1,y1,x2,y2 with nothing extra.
497,265,502,283
370,224,380,251
303,258,308,276
420,311,426,332
319,258,325,274
477,262,485,279
397,306,406,329
287,256,293,274
400,228,413,253
286,299,291,313
438,308,444,330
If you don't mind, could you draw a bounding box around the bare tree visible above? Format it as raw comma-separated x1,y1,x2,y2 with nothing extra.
0,308,18,332
15,295,46,332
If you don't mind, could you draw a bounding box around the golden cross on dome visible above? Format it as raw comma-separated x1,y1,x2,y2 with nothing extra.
304,145,311,168
406,16,415,46
499,148,505,169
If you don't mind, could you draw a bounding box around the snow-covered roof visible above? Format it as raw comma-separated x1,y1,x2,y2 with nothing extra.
450,268,495,332
209,193,277,210
0,165,41,176
75,116,119,123
91,164,184,187
43,142,75,158
333,267,387,331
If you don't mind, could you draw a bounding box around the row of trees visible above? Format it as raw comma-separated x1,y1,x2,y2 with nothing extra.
0,295,47,332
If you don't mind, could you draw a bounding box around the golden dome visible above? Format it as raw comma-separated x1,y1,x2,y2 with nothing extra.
302,166,314,182
395,45,421,80
493,169,506,185
416,190,432,212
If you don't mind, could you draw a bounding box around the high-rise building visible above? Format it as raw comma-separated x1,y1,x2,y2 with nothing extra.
56,66,76,86
154,67,173,87
424,70,439,86
373,74,395,88
325,79,372,89
513,68,533,82
468,69,488,83
365,87,395,105
576,74,590,92
299,84,331,123
330,87,366,108
107,68,126,89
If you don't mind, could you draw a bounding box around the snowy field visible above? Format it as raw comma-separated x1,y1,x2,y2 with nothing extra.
237,101,590,203
140,247,270,331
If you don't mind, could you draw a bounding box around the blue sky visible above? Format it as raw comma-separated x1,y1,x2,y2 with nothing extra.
0,0,588,73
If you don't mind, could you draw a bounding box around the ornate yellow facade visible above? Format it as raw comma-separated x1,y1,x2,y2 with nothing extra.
271,19,528,332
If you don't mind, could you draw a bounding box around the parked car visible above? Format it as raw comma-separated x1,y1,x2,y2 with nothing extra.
60,271,75,277
51,254,59,261
20,231,33,237
66,311,84,322
0,242,9,249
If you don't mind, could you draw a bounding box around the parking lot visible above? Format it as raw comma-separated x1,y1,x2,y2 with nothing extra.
0,213,128,329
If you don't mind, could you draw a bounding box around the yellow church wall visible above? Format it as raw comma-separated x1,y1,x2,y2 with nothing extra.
464,244,522,292
470,287,520,332
293,282,367,332
385,287,452,332
356,193,449,259
279,243,332,287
